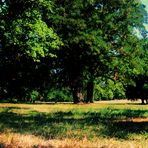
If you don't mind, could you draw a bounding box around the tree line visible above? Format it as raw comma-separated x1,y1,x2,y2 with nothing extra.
0,0,148,104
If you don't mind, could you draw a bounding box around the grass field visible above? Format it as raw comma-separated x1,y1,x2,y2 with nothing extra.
0,100,148,148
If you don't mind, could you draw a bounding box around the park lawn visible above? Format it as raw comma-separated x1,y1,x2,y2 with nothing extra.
0,100,148,148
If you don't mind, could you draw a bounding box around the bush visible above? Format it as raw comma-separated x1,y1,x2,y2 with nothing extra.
94,78,125,100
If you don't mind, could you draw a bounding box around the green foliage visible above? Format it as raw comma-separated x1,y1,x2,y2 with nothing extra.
124,35,148,103
1,0,63,60
46,88,72,102
26,90,39,103
95,79,125,100
51,0,147,102
0,0,63,101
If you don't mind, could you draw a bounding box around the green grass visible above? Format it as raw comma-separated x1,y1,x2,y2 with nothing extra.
0,101,148,147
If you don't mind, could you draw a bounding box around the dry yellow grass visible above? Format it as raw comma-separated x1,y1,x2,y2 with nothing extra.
0,132,147,148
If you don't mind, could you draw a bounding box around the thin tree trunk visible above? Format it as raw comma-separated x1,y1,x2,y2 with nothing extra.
86,81,94,103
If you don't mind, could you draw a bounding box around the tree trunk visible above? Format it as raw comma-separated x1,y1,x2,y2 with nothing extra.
141,98,145,104
86,81,94,103
71,78,83,104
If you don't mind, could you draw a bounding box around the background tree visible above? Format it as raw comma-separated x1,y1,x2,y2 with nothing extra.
124,4,148,104
125,36,148,104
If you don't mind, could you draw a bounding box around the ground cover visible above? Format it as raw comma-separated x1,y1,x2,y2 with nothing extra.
0,100,147,147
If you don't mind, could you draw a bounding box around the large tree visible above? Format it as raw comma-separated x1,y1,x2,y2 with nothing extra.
51,0,146,103
0,0,147,103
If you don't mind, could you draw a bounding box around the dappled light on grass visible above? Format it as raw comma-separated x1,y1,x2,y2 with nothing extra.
0,102,148,147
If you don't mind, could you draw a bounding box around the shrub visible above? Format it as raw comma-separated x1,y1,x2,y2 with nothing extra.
26,90,40,103
94,78,125,100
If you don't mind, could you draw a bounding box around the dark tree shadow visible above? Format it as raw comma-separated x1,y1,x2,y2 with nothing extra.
0,107,147,140
108,121,148,139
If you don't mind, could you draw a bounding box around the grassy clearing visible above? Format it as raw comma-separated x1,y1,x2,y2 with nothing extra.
0,100,148,147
